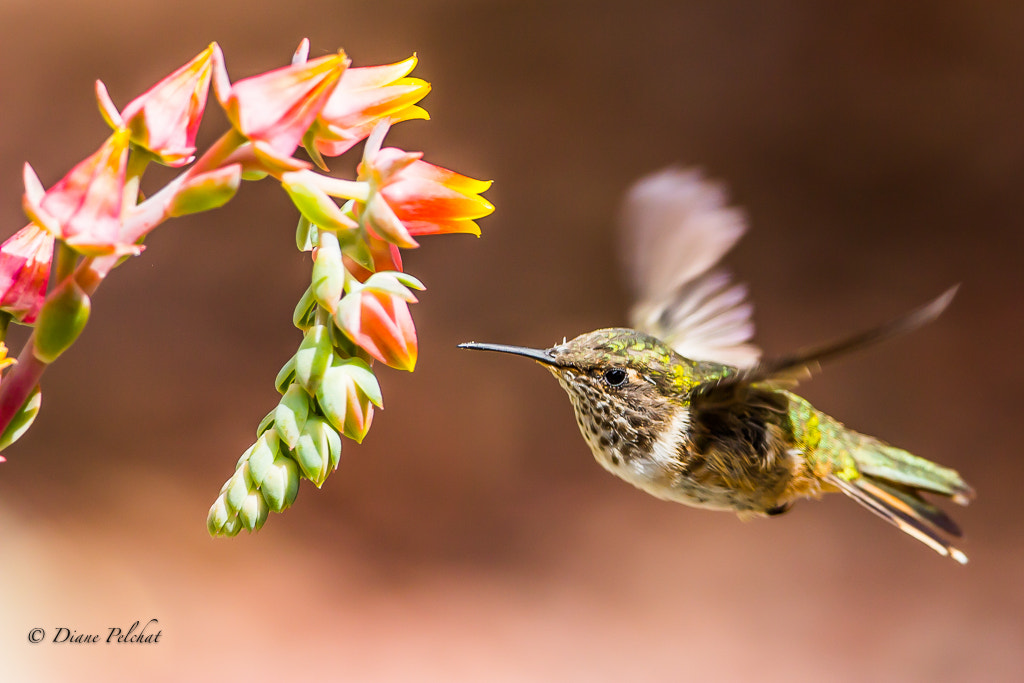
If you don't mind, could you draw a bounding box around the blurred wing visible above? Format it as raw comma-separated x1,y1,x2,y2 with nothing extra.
688,287,958,408
621,167,760,368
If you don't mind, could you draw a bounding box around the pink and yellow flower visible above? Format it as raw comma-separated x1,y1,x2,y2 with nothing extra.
335,272,422,371
0,223,55,324
304,56,430,161
213,45,347,172
96,44,215,167
345,289,417,371
22,128,138,257
356,126,493,247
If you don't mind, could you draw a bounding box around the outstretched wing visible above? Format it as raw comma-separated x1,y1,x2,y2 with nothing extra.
621,167,760,368
687,287,958,409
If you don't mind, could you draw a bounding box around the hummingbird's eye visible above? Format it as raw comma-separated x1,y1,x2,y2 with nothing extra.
603,367,628,387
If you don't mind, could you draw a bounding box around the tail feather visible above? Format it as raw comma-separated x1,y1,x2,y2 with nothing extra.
854,442,975,505
829,474,969,564
870,479,963,537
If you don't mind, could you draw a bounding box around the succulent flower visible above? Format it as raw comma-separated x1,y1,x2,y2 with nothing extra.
305,55,430,162
213,45,348,172
22,129,138,257
96,44,215,167
0,223,54,324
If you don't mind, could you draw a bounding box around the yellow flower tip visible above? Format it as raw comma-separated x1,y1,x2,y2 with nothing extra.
448,175,493,196
192,43,215,66
381,351,416,373
473,180,495,195
395,80,432,113
391,105,430,126
395,54,419,78
476,195,496,215
396,77,431,91
0,343,15,371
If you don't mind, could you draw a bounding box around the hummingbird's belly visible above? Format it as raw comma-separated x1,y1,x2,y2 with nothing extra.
604,452,742,511
575,406,792,514
577,408,752,512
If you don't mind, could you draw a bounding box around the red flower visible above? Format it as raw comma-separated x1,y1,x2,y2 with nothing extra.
0,223,53,324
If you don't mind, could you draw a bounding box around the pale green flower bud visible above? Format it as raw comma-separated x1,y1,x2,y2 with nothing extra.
207,496,234,536
294,324,332,393
325,421,342,470
311,229,344,313
293,415,336,487
33,279,91,363
225,464,251,511
256,409,276,438
238,491,269,531
259,453,299,512
235,442,256,469
275,355,297,394
220,512,242,537
362,270,424,300
281,170,360,236
293,440,326,487
274,383,310,448
0,385,41,452
316,357,381,442
167,164,241,217
292,284,317,331
247,430,281,485
295,215,317,252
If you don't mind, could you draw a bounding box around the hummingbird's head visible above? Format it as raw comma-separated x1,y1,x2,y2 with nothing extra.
460,329,696,460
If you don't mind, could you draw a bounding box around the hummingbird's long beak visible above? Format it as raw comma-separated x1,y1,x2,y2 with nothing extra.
458,342,559,366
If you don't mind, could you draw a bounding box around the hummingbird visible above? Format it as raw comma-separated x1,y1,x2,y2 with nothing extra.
460,168,974,563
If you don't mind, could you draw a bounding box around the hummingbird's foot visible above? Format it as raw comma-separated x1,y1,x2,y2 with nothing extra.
765,503,792,516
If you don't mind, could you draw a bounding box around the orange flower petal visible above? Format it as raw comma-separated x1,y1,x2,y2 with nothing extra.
397,155,493,195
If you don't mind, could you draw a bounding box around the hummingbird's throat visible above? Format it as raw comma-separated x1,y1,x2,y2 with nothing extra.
554,371,668,467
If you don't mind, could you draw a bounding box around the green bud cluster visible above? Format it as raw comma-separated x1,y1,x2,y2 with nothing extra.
207,217,383,537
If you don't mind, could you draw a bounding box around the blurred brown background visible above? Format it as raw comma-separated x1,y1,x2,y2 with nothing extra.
1,1,1022,680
